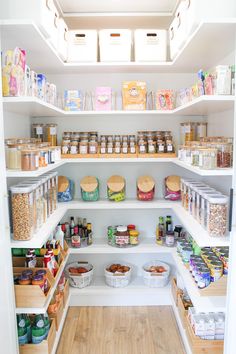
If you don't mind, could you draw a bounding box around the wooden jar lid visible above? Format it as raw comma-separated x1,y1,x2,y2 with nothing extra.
166,175,180,192
80,176,98,192
137,176,155,193
107,175,125,192
58,176,69,192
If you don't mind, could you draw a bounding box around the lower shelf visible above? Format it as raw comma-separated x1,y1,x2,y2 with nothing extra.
69,276,171,306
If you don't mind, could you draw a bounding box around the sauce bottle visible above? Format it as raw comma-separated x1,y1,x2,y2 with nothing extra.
166,215,173,233
156,216,165,245
25,251,35,268
86,223,93,246
70,217,75,236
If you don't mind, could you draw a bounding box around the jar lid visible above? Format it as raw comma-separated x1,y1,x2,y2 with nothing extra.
129,230,139,236
10,183,36,193
32,274,43,281
58,176,70,193
137,176,155,193
107,175,125,192
206,195,228,204
165,175,180,192
80,176,98,192
198,188,216,196
127,224,136,230
117,226,128,232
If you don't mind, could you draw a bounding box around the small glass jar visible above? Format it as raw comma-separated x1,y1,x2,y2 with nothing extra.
100,141,107,154
200,148,217,170
114,141,121,154
148,140,156,154
130,141,136,154
32,123,44,141
62,139,70,154
6,144,22,170
122,142,128,154
54,146,61,161
39,148,49,168
138,140,147,154
216,143,232,168
70,139,79,155
166,139,174,153
107,141,113,154
115,225,129,247
21,149,39,171
129,230,139,245
79,141,88,154
157,141,165,153
46,124,57,146
89,140,98,154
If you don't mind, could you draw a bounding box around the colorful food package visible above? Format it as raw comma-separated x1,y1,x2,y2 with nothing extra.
2,47,26,97
164,175,181,201
122,81,146,110
64,90,83,111
57,176,74,202
107,175,126,202
137,175,155,201
156,90,175,110
80,176,99,201
95,87,112,110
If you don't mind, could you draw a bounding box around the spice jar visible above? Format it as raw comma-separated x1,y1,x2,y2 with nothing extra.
115,226,130,247
70,139,79,154
147,140,156,154
80,176,99,201
137,175,155,201
157,141,165,153
100,141,107,154
114,141,121,154
46,124,57,146
129,141,136,154
107,141,114,154
62,139,71,154
79,140,88,154
138,139,147,154
206,195,228,237
10,184,36,240
21,149,39,171
129,230,139,245
122,141,128,154
32,123,44,141
89,141,98,154
107,175,126,202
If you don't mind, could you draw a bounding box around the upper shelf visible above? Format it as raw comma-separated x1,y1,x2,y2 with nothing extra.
3,95,235,118
0,20,235,74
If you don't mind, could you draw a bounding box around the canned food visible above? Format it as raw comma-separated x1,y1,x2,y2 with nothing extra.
205,256,219,264
107,226,117,246
221,256,228,275
209,261,223,282
193,261,206,279
197,266,211,289
189,256,202,273
182,247,193,264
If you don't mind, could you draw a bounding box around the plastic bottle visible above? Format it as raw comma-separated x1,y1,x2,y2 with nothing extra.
43,313,50,338
17,314,28,345
54,224,64,249
32,314,46,344
23,314,32,342
156,216,165,245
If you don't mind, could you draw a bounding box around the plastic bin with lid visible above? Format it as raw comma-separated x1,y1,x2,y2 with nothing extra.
67,30,98,62
134,29,167,62
57,17,68,61
0,0,58,39
206,195,228,237
99,29,132,62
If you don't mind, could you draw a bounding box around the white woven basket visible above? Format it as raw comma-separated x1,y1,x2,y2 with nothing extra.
142,260,170,288
104,262,132,288
65,262,93,288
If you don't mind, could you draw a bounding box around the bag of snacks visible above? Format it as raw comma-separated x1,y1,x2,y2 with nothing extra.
156,90,175,110
164,175,181,201
80,176,99,201
57,176,74,202
122,81,146,110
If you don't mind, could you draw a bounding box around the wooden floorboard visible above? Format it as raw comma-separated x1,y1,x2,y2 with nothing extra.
57,306,186,354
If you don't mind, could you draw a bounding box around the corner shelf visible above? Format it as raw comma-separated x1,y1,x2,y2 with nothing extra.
173,160,233,176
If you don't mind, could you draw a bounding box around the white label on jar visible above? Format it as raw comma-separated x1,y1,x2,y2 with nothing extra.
90,146,96,153
80,145,88,154
115,147,120,154
130,146,136,154
148,145,155,153
107,147,113,154
62,146,69,154
167,145,173,152
159,145,164,152
36,127,43,135
70,146,78,154
50,127,57,135
100,147,106,154
122,147,128,154
35,155,39,168
45,152,48,165
139,145,146,152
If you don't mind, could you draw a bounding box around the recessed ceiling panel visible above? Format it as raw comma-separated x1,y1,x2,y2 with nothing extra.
57,0,177,13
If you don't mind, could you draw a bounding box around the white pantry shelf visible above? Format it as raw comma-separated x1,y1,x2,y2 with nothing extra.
51,297,70,354
15,252,69,314
173,253,226,312
10,200,230,249
6,160,65,177
69,238,175,254
173,160,233,176
1,20,235,73
3,95,235,118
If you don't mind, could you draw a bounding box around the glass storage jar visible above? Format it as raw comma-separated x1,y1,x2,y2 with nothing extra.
46,124,57,146
79,140,88,154
62,139,71,154
200,148,217,170
32,123,44,141
206,195,228,237
6,143,22,170
197,187,215,225
10,184,36,240
138,139,147,154
39,148,49,168
100,141,107,154
196,122,207,141
70,139,79,154
21,149,39,171
216,143,233,168
89,140,98,154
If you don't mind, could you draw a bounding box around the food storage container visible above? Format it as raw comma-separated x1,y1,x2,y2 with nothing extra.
216,143,233,168
67,30,98,62
22,179,44,231
206,195,228,237
200,191,222,229
169,16,180,60
21,149,39,171
99,29,132,62
32,123,45,141
10,184,36,240
107,175,126,202
134,29,167,62
6,143,22,170
46,124,57,146
65,262,93,288
80,176,99,201
137,175,155,201
104,262,132,288
199,148,217,170
57,17,68,61
142,261,170,288
196,122,207,141
0,0,58,38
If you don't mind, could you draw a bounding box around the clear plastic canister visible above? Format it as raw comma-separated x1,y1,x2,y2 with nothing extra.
206,195,228,237
196,187,215,223
6,144,22,170
21,149,39,171
10,184,36,240
188,182,206,216
200,190,222,229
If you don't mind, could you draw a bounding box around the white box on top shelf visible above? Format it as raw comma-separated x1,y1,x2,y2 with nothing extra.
0,0,58,39
67,30,98,62
99,29,132,62
48,6,60,50
57,18,68,62
134,29,167,62
169,1,188,61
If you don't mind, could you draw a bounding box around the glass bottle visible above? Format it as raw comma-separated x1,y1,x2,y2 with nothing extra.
17,314,28,345
166,215,172,233
156,216,165,245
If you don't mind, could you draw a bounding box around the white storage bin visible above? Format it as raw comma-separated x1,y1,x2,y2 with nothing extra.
183,0,236,39
104,262,132,288
48,6,59,49
65,262,94,288
169,17,180,61
143,261,170,288
169,1,187,61
67,30,98,62
57,18,68,61
134,29,167,62
0,0,57,39
99,29,132,62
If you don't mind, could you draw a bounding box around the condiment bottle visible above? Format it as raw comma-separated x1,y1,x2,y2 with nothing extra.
32,315,46,344
86,223,93,246
17,314,28,345
43,252,54,275
165,232,175,247
156,216,165,245
54,224,64,249
70,217,75,236
25,251,35,268
166,215,173,233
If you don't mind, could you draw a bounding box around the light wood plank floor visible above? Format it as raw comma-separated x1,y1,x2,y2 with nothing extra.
57,306,186,354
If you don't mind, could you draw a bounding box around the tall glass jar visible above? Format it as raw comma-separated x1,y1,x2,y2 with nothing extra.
216,143,233,168
32,123,44,141
46,124,57,146
200,148,217,170
6,143,22,170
